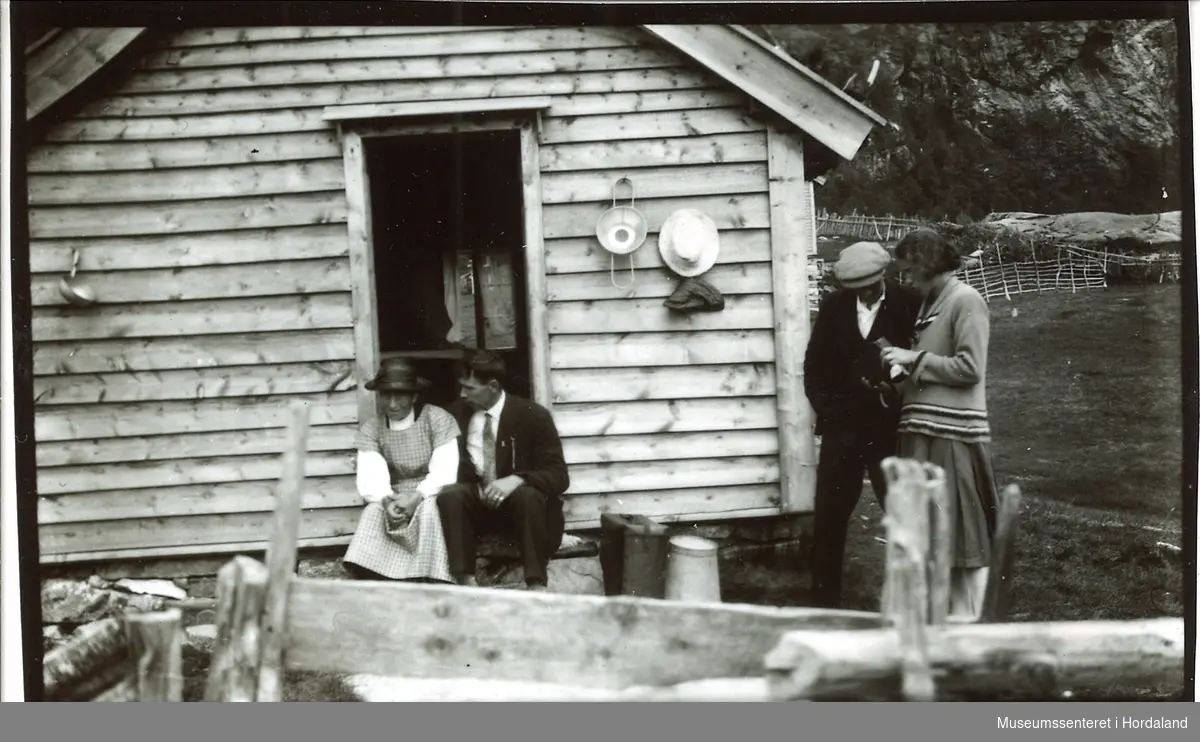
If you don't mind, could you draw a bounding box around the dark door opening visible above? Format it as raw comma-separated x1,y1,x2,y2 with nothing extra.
365,130,531,408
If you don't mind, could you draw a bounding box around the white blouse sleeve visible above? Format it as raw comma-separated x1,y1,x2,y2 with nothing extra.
416,439,460,497
355,450,393,503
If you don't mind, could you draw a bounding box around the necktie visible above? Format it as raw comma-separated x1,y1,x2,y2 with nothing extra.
481,412,496,484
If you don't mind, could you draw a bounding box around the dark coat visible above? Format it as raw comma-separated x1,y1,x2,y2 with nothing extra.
446,393,571,499
803,279,923,436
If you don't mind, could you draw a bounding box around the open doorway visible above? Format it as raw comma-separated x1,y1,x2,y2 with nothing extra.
364,130,531,408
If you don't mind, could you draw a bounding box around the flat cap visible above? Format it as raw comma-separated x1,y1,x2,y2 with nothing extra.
834,241,890,288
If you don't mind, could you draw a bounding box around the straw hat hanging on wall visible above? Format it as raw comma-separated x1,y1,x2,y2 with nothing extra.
659,208,726,313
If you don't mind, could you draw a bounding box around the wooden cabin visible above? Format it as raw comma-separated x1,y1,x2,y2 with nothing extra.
25,25,887,567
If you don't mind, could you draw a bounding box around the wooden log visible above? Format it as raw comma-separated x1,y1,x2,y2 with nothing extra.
43,617,129,701
255,403,311,702
979,484,1023,623
204,556,270,702
124,609,185,701
60,657,132,701
91,675,138,702
283,578,884,687
763,618,1187,701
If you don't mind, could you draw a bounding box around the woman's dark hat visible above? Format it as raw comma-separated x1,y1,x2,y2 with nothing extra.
364,358,431,392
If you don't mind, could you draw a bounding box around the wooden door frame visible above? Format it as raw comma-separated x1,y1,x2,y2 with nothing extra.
766,125,818,515
331,101,553,425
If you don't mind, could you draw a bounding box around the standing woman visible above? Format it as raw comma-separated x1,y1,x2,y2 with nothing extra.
342,358,462,584
881,228,998,619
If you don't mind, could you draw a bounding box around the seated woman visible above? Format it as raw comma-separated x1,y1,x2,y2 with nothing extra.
342,359,461,584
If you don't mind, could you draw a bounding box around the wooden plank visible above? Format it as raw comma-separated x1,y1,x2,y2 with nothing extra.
27,28,146,120
547,295,773,334
764,618,1187,701
551,363,775,404
256,402,310,702
339,129,380,427
543,193,770,240
39,475,358,524
642,25,878,161
38,506,362,556
979,484,1023,623
326,95,552,123
32,294,353,343
33,360,357,406
281,578,883,685
130,48,676,94
539,131,766,172
33,390,358,442
28,131,342,172
567,456,779,496
30,225,349,273
31,258,350,306
138,27,646,68
552,397,776,438
545,228,770,275
519,124,552,409
163,27,516,46
39,535,354,565
42,109,335,141
29,191,348,240
39,450,353,496
541,163,767,205
549,330,775,369
766,126,816,514
35,423,357,468
28,159,346,206
81,68,711,117
541,108,766,145
545,262,771,302
564,484,781,526
561,429,779,465
33,328,354,376
547,89,745,118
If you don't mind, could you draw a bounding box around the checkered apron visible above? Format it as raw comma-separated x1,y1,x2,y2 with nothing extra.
343,407,460,582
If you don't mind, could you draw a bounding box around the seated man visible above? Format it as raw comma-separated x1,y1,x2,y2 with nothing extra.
437,350,570,591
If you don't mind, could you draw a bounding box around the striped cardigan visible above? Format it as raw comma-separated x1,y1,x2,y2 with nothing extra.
898,277,991,443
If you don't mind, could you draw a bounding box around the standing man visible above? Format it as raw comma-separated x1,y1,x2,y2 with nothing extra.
437,350,570,592
804,241,923,608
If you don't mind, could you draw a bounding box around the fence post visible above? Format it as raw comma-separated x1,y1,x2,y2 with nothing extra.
205,556,270,702
124,609,185,702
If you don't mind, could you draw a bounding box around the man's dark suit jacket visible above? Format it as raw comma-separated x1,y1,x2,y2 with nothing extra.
803,279,923,437
446,393,570,499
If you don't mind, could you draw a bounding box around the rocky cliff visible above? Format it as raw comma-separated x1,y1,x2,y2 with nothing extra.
763,20,1182,221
